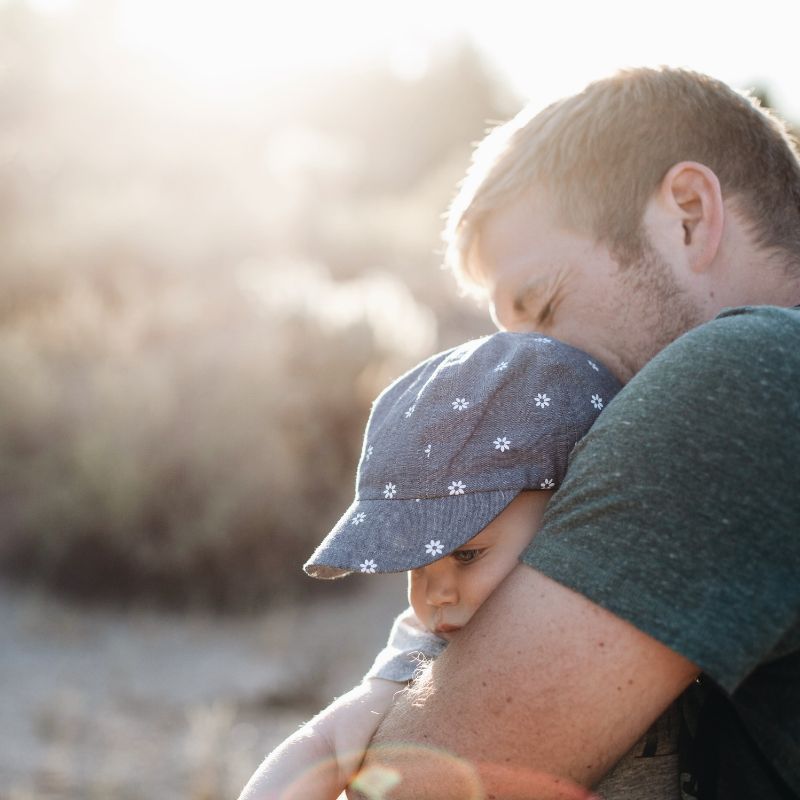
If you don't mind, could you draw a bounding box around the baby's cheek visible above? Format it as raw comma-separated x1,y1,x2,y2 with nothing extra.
462,588,489,623
408,577,432,629
472,571,506,613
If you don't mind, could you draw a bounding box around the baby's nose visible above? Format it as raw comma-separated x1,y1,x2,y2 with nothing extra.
426,572,458,606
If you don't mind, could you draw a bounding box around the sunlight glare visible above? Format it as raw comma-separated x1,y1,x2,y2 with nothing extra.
114,0,438,95
26,0,72,12
17,0,800,119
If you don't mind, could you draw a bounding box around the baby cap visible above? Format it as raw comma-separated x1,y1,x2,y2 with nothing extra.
304,332,621,578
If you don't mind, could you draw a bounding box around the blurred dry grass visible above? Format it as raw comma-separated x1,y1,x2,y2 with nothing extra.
0,2,512,610
0,573,408,799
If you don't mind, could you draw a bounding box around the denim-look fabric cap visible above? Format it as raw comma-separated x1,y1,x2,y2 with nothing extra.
304,332,622,579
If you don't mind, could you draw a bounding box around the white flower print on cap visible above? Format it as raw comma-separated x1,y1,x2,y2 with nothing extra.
425,540,444,556
303,330,623,580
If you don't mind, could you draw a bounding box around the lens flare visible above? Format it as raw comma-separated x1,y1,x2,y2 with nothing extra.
342,743,597,799
350,763,402,799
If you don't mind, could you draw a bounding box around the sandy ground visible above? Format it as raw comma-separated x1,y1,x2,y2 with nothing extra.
0,574,408,799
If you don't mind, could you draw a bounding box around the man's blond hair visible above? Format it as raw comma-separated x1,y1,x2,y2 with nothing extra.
445,67,800,294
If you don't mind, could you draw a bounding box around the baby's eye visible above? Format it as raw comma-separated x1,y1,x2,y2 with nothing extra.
452,548,483,565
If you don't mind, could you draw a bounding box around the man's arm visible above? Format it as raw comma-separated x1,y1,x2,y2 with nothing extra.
354,566,698,800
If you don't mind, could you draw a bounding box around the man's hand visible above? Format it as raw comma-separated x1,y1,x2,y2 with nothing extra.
352,565,698,799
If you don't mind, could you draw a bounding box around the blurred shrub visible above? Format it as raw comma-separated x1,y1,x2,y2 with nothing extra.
0,261,437,610
0,4,503,609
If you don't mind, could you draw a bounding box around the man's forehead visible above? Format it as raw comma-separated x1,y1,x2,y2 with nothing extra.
469,196,561,282
466,232,527,298
469,231,556,305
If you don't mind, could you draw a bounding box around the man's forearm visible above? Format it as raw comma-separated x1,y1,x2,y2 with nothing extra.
353,659,599,800
352,566,697,799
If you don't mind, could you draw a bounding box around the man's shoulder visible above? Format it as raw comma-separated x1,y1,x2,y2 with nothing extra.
713,303,800,327
567,303,800,495
690,303,800,351
527,304,800,690
617,304,800,408
656,303,799,363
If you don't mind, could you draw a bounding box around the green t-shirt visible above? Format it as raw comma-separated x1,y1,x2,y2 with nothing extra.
523,305,800,799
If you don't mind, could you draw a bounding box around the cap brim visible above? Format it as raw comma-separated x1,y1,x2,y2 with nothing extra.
304,489,521,579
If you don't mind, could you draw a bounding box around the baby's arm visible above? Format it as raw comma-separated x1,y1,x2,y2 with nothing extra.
238,607,442,799
237,677,401,800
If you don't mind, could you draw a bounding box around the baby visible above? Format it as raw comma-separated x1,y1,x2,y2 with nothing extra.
238,331,622,800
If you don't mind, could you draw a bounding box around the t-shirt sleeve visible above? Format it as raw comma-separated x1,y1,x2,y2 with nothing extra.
364,606,448,683
522,306,800,694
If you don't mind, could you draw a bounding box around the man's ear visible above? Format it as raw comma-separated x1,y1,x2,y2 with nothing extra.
650,161,724,274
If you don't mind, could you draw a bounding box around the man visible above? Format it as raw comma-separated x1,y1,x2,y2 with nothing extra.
354,68,800,799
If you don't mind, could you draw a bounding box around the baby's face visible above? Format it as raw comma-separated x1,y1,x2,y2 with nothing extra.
408,491,551,639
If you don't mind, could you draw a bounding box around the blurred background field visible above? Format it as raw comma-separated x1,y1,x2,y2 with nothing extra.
1,572,410,799
1,0,797,797
0,1,507,612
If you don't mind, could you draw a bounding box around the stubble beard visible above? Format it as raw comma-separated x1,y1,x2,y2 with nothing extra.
621,243,706,377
